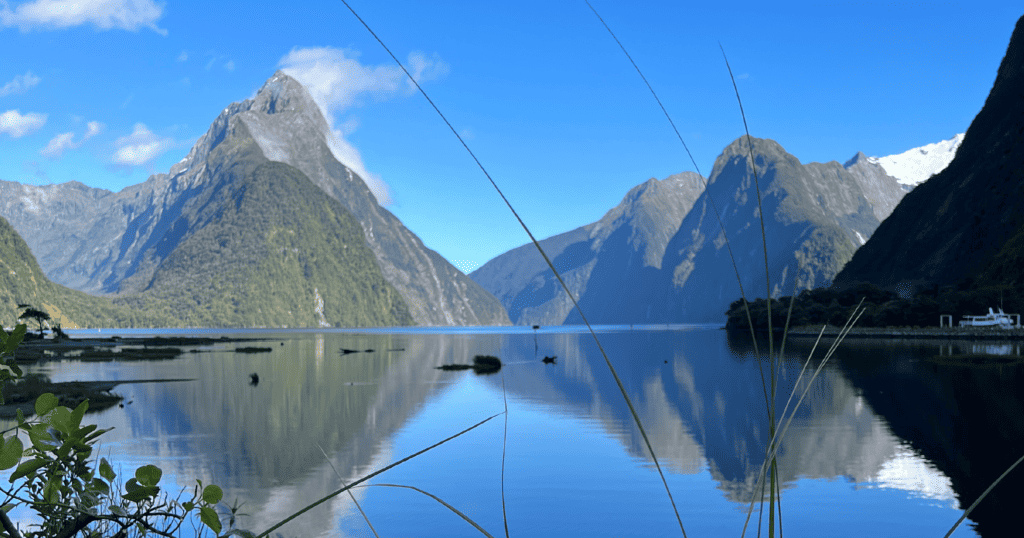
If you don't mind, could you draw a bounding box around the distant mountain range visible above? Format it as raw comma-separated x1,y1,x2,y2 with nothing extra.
471,172,705,325
473,136,909,325
0,71,509,328
834,13,1024,295
867,133,965,189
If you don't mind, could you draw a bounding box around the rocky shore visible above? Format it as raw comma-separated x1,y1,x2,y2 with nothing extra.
2,334,267,417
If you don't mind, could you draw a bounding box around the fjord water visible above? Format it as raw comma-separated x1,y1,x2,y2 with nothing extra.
10,327,1020,537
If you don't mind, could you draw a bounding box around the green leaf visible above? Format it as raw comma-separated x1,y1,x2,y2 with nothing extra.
34,393,58,416
0,436,23,471
182,501,194,511
43,478,59,504
199,506,222,534
47,406,72,434
1,325,26,354
125,477,140,492
135,464,162,487
70,400,88,430
109,505,127,517
10,458,46,482
84,427,114,444
202,484,223,505
28,424,58,452
122,484,159,503
99,458,116,482
90,477,109,495
15,408,24,426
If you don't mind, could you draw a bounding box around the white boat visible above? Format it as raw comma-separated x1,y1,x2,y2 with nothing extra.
959,307,1020,328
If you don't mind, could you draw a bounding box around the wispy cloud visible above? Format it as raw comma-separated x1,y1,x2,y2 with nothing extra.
0,109,46,138
0,71,41,97
278,47,449,206
40,120,103,158
279,47,448,113
0,0,167,34
112,123,172,166
176,50,187,62
224,60,234,72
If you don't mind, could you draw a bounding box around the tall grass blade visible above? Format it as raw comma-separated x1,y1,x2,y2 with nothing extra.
357,484,497,538
583,1,767,392
315,442,379,538
740,301,866,538
943,451,1024,538
338,1,686,536
719,43,775,355
256,412,502,538
501,372,510,538
583,11,783,522
719,41,780,538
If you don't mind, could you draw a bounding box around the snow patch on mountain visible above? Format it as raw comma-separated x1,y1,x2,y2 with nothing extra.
867,133,964,187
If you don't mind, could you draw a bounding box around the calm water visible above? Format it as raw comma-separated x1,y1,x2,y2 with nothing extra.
5,326,1022,537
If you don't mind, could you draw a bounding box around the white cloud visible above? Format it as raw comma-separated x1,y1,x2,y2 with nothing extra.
0,71,41,96
112,123,172,166
0,0,167,34
0,109,46,138
278,47,449,206
176,50,187,62
40,132,74,157
83,120,102,140
279,47,448,114
40,120,103,158
224,60,235,72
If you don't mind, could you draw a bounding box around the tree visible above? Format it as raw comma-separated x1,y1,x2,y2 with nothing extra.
18,307,51,338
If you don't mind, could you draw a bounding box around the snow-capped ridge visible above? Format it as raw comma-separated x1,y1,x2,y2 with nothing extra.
868,133,965,187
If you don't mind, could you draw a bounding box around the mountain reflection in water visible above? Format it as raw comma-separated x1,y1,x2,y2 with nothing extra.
4,328,1010,537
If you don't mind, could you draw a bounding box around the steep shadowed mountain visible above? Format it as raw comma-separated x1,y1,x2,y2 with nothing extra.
0,71,509,326
834,14,1024,293
0,215,171,328
562,136,905,324
470,172,705,325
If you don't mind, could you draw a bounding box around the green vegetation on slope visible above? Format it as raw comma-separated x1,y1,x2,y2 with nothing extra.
114,161,414,328
0,215,174,328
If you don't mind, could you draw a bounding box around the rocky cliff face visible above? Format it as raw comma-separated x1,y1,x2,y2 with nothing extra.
474,135,910,326
470,172,705,325
833,14,1024,293
0,71,509,326
562,136,900,324
842,152,908,223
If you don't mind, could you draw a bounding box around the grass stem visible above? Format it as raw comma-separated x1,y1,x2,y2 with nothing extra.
256,412,502,538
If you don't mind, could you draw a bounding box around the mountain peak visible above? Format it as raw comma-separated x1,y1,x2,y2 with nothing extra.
251,71,320,117
720,136,786,159
842,151,870,168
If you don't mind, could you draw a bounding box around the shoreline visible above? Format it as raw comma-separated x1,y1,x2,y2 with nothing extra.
785,325,1024,340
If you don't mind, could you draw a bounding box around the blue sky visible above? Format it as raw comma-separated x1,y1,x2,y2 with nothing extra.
1,1,1019,274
